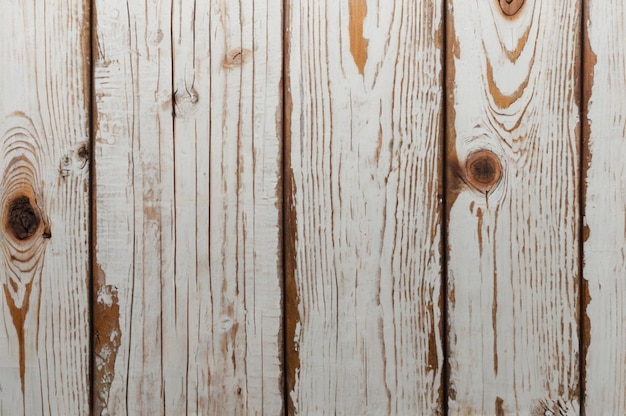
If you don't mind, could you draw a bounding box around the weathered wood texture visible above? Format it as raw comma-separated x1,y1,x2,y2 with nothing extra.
583,1,626,414
93,1,283,414
446,0,581,414
285,0,444,414
0,2,91,415
2,1,623,414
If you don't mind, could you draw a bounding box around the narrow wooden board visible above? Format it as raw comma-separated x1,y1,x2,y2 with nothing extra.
93,1,283,414
583,1,626,413
0,2,91,414
285,1,444,414
446,1,581,414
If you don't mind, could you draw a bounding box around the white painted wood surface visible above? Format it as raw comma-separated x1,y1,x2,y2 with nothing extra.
583,1,626,413
93,1,283,414
446,0,581,414
1,2,623,414
285,0,444,414
0,1,91,415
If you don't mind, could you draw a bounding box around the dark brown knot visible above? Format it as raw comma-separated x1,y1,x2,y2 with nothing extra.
7,196,40,240
465,150,502,193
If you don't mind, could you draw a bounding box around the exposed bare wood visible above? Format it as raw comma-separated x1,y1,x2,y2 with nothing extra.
93,1,283,414
286,1,444,414
499,0,525,17
0,2,91,414
446,0,581,414
348,0,368,75
583,1,626,413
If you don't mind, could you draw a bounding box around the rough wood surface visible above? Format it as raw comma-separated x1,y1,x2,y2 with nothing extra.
285,1,444,414
583,1,626,414
4,2,621,414
93,1,283,414
0,2,91,415
446,1,581,414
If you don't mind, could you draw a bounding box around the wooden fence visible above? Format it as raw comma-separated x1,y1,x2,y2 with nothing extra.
0,0,623,414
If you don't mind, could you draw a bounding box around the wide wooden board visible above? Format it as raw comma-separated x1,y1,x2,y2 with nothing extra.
285,1,444,414
0,2,91,414
446,1,581,414
93,1,283,414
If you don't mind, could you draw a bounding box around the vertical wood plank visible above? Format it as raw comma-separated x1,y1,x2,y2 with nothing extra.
583,1,626,413
446,1,581,414
93,3,173,413
285,1,444,414
93,1,283,414
0,2,91,415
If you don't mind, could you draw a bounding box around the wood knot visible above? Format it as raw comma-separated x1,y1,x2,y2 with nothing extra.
223,48,251,68
499,0,524,16
7,196,40,240
465,150,502,193
77,143,89,160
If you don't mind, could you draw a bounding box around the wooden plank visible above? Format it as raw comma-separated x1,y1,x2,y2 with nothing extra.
583,1,626,413
93,1,283,414
285,1,444,414
0,2,91,415
446,1,581,414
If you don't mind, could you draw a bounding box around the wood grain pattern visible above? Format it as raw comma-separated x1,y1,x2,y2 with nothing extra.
0,2,91,415
1,3,616,414
446,0,581,414
583,1,626,413
93,0,283,414
285,1,444,414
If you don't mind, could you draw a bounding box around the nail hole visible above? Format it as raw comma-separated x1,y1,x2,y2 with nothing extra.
7,196,40,240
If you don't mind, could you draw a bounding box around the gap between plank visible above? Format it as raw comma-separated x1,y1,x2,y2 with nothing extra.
441,0,450,414
281,0,289,413
88,0,96,413
578,1,587,414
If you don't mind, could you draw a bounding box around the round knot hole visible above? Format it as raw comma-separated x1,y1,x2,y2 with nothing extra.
7,196,40,240
499,0,524,16
465,150,502,193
